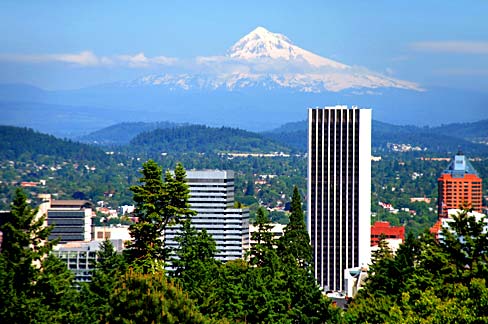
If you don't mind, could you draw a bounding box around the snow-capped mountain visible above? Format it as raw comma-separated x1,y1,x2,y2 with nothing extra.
227,26,348,69
131,26,421,92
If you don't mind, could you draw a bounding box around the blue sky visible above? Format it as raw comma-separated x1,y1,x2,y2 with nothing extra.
1,0,487,91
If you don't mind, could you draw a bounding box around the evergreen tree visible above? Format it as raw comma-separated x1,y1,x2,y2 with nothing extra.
171,219,220,309
278,186,312,268
278,186,338,323
0,188,77,322
346,207,488,323
125,160,195,272
439,208,488,283
81,239,127,322
106,269,210,324
205,259,250,322
248,207,276,267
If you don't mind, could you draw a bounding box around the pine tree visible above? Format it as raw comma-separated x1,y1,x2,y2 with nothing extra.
278,186,337,323
0,188,76,322
81,239,127,322
248,207,276,267
106,269,210,324
171,219,220,308
440,208,488,283
125,160,195,272
278,186,312,268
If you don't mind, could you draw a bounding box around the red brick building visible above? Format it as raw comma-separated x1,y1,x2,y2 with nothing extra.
437,153,483,218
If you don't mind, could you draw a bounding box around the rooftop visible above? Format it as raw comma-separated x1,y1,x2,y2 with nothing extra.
441,152,480,178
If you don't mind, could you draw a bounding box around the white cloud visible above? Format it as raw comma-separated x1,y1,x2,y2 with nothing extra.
0,51,109,66
0,50,177,68
410,41,488,54
116,52,149,67
51,51,107,65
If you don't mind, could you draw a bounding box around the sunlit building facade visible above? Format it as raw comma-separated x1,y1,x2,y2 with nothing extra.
166,170,250,262
438,153,483,218
308,106,371,292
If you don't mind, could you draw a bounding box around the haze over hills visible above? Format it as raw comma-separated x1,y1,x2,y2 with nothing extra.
74,118,488,156
263,119,488,155
1,27,487,136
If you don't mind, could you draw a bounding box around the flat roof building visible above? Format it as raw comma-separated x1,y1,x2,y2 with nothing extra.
438,152,483,218
47,199,93,243
166,170,250,262
308,106,371,292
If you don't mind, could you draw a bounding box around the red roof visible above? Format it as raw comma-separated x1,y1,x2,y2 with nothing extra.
371,221,405,246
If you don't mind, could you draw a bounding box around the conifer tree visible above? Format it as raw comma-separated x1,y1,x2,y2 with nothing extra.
248,207,276,267
82,239,127,322
0,188,76,322
106,269,210,324
125,160,195,272
171,219,220,308
278,186,312,268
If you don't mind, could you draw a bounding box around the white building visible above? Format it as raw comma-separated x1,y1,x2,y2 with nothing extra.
51,239,125,282
307,106,372,291
92,225,131,242
166,170,250,262
249,222,286,245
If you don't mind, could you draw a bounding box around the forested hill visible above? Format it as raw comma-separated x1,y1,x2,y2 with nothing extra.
78,121,182,146
263,119,488,155
432,119,488,142
372,120,488,154
129,125,292,154
0,125,110,164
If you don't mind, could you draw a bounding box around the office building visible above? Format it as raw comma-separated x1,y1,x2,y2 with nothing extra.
438,152,483,218
51,240,125,282
47,199,93,243
166,170,250,262
308,106,371,292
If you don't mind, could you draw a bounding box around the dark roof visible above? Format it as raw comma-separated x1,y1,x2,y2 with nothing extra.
50,200,94,209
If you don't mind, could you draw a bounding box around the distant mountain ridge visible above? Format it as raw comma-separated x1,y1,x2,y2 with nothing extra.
263,119,488,154
75,118,488,156
131,27,419,93
1,30,487,136
78,121,182,145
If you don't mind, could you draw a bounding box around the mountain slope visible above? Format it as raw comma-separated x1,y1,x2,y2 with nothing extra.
129,125,292,154
78,121,182,145
432,120,488,143
0,125,109,163
133,27,420,92
228,26,348,69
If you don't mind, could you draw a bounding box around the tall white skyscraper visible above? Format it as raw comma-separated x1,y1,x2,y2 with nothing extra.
307,106,371,291
166,170,250,262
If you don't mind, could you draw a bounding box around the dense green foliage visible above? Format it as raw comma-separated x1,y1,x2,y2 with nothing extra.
2,162,488,323
0,125,110,163
106,269,210,324
0,188,78,323
129,124,292,154
346,208,488,323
